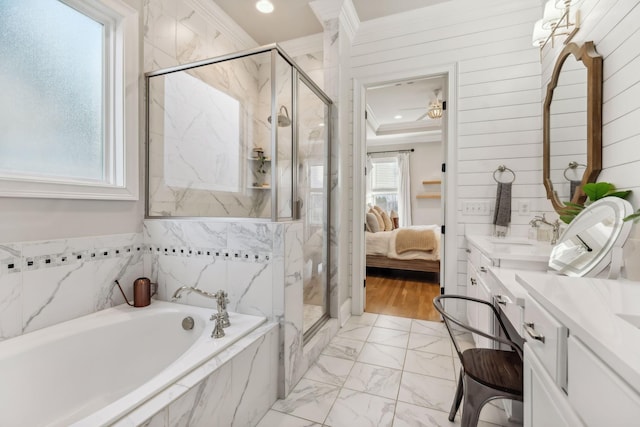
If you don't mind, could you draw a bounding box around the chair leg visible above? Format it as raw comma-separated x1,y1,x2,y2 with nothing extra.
448,369,464,422
461,375,495,427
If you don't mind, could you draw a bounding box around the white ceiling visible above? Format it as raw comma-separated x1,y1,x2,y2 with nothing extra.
213,0,451,45
212,0,449,143
366,75,446,144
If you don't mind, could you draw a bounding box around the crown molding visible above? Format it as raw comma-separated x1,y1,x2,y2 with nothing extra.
375,120,441,136
186,0,258,50
367,130,442,146
365,104,380,132
309,0,342,24
340,0,360,42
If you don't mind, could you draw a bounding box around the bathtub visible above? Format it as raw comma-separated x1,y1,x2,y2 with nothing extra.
0,300,266,427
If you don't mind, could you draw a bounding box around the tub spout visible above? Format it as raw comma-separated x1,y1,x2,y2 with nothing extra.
171,286,217,301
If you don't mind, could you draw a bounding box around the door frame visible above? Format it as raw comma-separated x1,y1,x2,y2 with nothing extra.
351,62,458,315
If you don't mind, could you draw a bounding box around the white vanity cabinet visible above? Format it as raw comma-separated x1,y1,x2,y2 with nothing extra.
465,235,552,349
517,272,640,427
465,245,494,349
523,346,584,427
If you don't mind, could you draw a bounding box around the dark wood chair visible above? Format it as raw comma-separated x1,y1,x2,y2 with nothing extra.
433,295,523,427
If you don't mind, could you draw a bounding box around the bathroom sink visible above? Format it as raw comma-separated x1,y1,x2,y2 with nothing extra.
487,236,535,246
615,313,640,329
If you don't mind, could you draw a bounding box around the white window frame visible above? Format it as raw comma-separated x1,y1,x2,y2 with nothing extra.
367,156,399,210
0,0,139,200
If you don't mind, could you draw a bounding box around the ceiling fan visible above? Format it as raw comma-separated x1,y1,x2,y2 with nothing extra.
399,89,443,121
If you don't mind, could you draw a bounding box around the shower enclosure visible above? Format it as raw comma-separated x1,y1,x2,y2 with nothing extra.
145,45,332,339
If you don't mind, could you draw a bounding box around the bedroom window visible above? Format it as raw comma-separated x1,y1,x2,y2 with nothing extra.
367,156,399,212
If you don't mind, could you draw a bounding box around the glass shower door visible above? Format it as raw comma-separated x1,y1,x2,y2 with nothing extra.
298,77,330,338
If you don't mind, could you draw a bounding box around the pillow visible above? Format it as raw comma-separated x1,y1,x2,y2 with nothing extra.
390,210,399,229
371,206,386,230
379,209,393,231
365,212,380,233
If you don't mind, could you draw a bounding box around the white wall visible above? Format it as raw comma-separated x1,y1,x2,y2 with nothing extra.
540,0,640,280
367,141,443,225
351,0,640,293
351,0,543,296
0,0,144,243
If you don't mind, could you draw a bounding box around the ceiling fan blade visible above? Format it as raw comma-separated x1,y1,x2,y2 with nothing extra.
399,106,425,111
416,112,428,121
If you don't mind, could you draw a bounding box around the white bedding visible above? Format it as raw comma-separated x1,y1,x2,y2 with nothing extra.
365,224,440,261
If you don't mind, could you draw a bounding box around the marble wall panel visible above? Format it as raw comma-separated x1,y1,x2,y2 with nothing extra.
0,233,144,341
0,244,22,340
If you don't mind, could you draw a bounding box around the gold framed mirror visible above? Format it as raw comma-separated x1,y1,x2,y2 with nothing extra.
543,41,602,213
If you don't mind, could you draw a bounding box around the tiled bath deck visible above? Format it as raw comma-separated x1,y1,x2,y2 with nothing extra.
256,313,522,427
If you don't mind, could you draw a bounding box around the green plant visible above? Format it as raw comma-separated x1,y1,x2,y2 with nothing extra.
624,209,640,223
559,182,632,224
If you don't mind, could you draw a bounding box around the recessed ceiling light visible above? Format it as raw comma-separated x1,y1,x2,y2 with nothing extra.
394,115,403,119
256,0,274,14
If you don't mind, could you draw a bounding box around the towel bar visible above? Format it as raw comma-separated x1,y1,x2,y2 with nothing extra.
493,165,515,183
563,161,586,180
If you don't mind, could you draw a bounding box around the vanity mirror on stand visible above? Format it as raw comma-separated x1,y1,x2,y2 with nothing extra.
543,41,602,213
548,197,634,279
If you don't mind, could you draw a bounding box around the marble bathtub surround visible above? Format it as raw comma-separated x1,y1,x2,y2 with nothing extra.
144,219,308,397
259,313,518,427
112,323,279,427
0,234,144,341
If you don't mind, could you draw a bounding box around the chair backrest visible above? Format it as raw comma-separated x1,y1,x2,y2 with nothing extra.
433,294,523,362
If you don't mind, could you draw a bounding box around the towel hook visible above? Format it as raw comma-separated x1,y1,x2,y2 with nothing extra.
493,165,515,184
563,161,586,181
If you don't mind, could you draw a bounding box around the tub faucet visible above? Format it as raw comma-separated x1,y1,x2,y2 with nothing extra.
529,214,561,245
171,286,217,301
211,313,225,338
213,290,230,328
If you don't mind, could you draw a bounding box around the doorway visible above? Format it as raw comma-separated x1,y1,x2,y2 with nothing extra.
352,64,458,320
364,76,444,320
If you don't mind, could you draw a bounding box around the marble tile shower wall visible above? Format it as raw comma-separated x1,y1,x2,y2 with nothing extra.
0,234,144,341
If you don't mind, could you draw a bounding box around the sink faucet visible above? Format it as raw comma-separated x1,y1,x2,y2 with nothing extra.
529,214,561,245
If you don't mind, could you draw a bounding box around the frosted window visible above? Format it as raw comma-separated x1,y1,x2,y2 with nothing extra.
0,0,104,182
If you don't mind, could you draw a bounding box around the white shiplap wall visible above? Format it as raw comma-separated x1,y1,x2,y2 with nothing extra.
541,0,640,280
542,0,640,207
351,0,544,296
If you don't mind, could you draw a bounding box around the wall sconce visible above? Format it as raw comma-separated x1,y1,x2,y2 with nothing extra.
532,0,582,49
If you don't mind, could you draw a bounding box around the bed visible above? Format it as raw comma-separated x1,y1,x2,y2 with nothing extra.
365,224,441,275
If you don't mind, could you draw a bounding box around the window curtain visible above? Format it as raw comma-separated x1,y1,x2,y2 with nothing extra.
397,152,412,227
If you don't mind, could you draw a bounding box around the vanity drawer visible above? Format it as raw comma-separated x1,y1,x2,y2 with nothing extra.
468,244,493,271
523,295,567,388
568,336,640,427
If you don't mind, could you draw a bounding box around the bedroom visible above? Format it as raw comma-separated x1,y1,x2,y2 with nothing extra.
363,75,445,321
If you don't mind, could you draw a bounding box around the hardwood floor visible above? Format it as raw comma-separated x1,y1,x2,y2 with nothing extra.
365,268,441,321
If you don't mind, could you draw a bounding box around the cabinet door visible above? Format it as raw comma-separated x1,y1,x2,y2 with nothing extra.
475,275,493,349
568,336,640,426
524,347,584,427
466,260,478,328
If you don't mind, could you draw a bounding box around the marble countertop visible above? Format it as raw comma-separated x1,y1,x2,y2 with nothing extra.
516,271,640,391
466,234,554,263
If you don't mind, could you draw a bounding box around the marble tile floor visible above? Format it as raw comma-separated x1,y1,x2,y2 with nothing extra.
256,312,522,427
